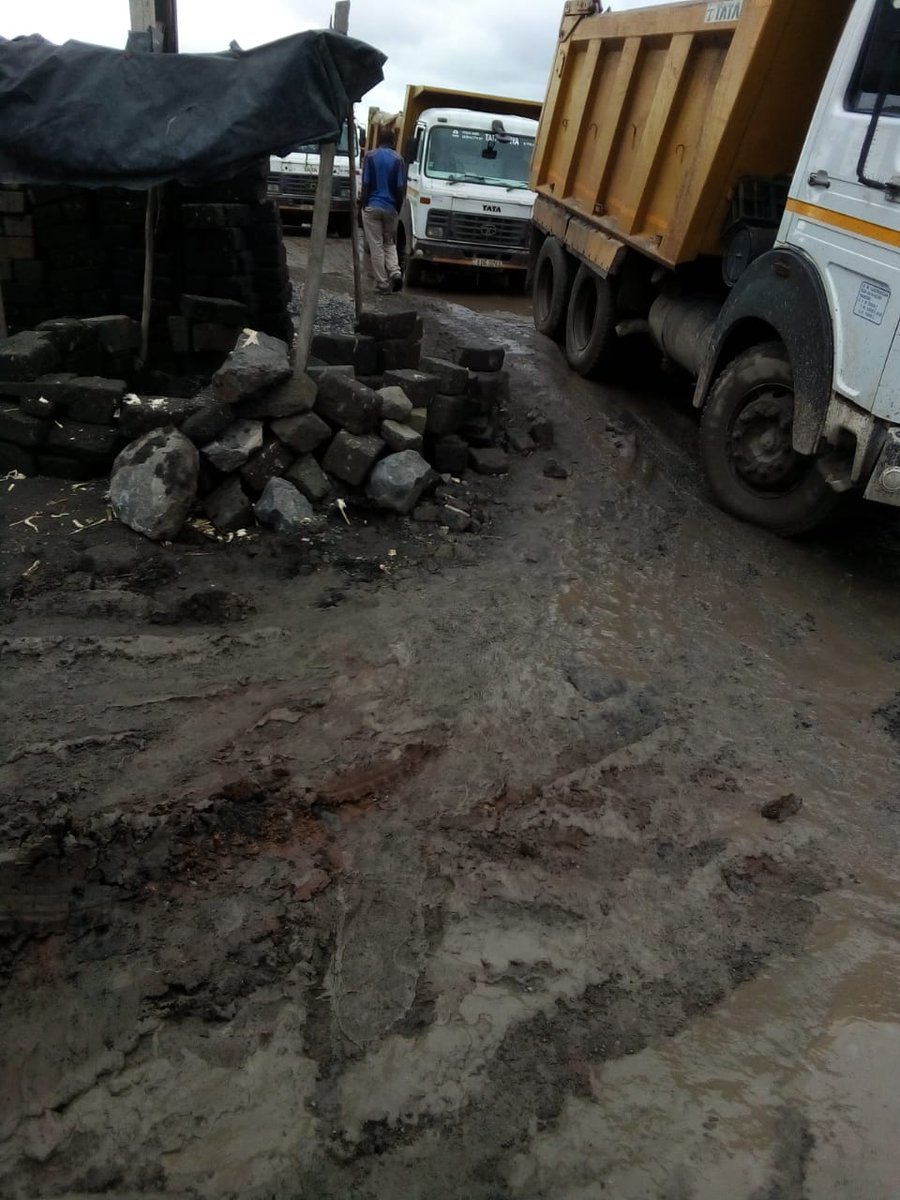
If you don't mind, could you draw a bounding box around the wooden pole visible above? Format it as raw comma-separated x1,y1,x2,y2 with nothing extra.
347,114,363,320
139,187,159,366
0,282,7,341
295,2,349,370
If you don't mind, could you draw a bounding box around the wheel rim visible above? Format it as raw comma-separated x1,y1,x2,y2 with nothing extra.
728,383,805,495
572,278,597,351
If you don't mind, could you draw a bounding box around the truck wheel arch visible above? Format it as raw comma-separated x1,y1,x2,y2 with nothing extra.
692,249,834,457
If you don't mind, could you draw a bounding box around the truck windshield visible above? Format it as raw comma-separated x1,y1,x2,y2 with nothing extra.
424,126,534,187
294,124,353,156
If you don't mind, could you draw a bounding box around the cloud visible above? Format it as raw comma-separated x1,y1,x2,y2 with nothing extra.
3,0,666,117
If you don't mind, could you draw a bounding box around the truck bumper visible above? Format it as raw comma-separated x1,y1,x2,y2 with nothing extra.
409,239,529,271
864,428,900,507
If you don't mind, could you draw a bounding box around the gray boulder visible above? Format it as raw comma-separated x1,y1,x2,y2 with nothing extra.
110,427,199,541
367,450,438,514
378,386,414,423
202,419,264,471
212,329,292,404
254,477,316,534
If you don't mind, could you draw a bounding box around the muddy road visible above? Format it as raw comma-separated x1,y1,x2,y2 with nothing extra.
2,236,900,1199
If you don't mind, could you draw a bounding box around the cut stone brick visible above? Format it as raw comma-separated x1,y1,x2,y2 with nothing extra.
382,368,437,407
0,406,48,449
469,447,509,475
377,338,421,372
238,372,316,420
0,440,36,476
36,454,97,481
203,476,254,532
240,438,293,493
381,420,423,452
355,309,419,340
66,377,127,425
254,477,316,534
311,332,378,375
459,346,506,372
181,204,252,229
322,430,384,486
192,323,241,354
285,454,332,503
315,373,380,435
81,315,141,356
119,394,205,441
0,331,61,382
180,294,250,326
19,395,56,420
272,411,331,454
168,315,192,355
181,399,233,445
418,356,468,396
212,329,292,404
431,435,469,475
111,428,199,541
408,408,428,435
307,363,356,383
377,386,414,423
367,450,438,515
202,420,265,472
467,370,511,410
426,393,468,437
46,420,120,467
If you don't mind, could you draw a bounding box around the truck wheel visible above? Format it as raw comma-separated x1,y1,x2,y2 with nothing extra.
404,255,424,287
564,264,616,375
700,341,837,536
533,237,575,341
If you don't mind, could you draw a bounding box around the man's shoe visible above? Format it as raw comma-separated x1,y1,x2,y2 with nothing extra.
390,274,403,292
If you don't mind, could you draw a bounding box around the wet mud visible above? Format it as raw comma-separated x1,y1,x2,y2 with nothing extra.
2,237,900,1198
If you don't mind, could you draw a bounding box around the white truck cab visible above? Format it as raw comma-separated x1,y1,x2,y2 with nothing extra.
267,122,358,234
400,108,538,285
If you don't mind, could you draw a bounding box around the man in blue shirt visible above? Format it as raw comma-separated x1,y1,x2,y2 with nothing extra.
361,130,406,293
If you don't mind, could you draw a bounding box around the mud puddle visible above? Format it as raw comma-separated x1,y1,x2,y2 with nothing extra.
508,873,900,1199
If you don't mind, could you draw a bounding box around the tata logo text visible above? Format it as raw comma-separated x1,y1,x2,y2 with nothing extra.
705,0,742,21
482,204,502,213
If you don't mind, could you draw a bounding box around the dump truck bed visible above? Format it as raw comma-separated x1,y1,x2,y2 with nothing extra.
397,85,542,159
530,0,852,270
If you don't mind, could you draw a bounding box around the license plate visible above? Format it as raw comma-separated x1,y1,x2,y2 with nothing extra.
471,258,504,269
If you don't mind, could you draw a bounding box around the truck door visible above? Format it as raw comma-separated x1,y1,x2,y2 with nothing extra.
784,0,900,418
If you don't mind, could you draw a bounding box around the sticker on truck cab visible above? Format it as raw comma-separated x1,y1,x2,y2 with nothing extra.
854,280,891,326
705,1,742,21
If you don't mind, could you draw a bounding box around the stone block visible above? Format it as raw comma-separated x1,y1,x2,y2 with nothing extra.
311,332,378,375
237,372,316,419
507,428,536,454
19,395,56,420
315,373,380,435
378,386,414,423
81,315,141,356
367,450,438,515
272,411,331,454
381,420,423,453
419,355,468,396
376,338,421,372
0,331,60,382
203,476,254,532
181,204,252,230
426,393,468,437
240,438,293,493
355,309,419,340
192,323,241,354
469,447,509,475
168,315,192,355
254,477,316,534
66,377,127,425
180,294,249,326
0,190,27,215
462,416,499,448
212,329,292,404
321,431,384,487
0,440,36,476
46,420,120,467
408,408,428,435
382,368,437,407
36,454,98,481
468,370,511,411
459,345,505,372
430,435,469,475
119,394,205,441
202,419,265,472
307,363,355,383
110,427,199,541
285,454,332,503
181,399,233,445
0,406,48,449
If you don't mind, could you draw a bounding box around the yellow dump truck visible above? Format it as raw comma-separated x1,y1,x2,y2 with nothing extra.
378,86,542,286
531,0,900,534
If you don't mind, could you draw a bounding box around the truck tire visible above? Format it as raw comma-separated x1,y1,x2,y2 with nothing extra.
700,341,837,536
404,255,424,287
564,264,616,376
533,237,575,341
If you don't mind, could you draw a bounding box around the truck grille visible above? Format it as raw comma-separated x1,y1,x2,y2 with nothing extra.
268,174,351,201
448,213,530,248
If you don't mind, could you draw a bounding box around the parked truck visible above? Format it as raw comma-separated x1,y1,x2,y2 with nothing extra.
530,0,900,534
376,86,542,287
267,120,363,236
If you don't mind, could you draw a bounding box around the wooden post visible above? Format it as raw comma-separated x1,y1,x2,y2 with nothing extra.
0,282,7,341
294,1,349,370
347,115,363,320
139,187,159,366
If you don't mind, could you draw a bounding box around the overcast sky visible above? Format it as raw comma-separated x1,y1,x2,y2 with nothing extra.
2,0,664,116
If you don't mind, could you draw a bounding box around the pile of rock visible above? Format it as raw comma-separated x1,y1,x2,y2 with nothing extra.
106,308,514,540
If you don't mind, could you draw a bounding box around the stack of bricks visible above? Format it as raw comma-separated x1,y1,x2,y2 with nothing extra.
0,188,44,330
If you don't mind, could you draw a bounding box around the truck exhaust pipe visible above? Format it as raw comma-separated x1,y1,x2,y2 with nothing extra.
648,295,721,377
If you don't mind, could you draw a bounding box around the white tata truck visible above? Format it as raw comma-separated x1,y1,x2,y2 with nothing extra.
267,121,362,235
530,0,900,534
373,86,541,287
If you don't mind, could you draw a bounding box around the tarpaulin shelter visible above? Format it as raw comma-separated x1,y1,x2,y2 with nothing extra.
0,30,386,188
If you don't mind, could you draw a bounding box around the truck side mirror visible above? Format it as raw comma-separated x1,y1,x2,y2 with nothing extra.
404,135,419,165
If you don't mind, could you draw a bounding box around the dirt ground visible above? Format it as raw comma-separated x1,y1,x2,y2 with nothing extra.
3,235,900,1200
